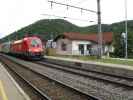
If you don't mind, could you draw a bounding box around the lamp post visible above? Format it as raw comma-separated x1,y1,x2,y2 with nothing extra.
125,0,128,58
121,32,126,56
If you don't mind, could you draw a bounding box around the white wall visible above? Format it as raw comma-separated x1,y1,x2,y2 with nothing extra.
56,38,72,55
56,38,114,56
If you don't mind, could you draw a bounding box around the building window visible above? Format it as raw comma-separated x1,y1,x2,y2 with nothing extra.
61,42,67,51
87,44,91,51
78,44,84,55
78,44,84,50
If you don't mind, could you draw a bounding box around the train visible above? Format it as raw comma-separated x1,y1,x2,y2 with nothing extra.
0,36,44,59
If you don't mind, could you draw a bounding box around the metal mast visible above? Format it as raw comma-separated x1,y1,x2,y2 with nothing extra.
97,0,102,58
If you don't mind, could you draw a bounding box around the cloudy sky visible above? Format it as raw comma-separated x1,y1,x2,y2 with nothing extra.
0,0,132,39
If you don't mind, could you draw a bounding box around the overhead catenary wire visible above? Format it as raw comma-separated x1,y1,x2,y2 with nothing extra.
71,0,89,6
41,13,95,22
48,0,97,14
52,0,83,6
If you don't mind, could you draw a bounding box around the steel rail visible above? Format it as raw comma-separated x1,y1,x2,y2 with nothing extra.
0,54,98,100
0,56,51,100
37,60,133,88
43,59,133,80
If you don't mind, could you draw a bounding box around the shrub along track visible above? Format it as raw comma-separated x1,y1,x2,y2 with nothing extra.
0,54,93,100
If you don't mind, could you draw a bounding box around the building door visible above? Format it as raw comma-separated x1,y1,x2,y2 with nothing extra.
87,44,92,55
79,44,84,55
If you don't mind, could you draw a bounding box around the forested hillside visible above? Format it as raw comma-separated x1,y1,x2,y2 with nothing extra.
1,19,133,58
0,19,112,42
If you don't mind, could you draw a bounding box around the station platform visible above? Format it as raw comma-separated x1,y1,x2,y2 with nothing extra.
45,56,133,70
0,63,30,100
45,56,133,78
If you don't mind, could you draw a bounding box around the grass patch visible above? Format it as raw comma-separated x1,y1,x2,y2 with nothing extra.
99,58,133,66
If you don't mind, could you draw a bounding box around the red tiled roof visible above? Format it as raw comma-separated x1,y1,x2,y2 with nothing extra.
63,32,113,44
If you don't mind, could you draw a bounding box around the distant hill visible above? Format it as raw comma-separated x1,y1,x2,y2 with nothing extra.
2,19,133,42
0,19,112,42
0,19,133,58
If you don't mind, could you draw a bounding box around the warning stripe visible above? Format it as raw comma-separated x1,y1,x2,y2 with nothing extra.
0,80,8,100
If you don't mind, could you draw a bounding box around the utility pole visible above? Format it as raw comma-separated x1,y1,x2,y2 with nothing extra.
97,0,102,58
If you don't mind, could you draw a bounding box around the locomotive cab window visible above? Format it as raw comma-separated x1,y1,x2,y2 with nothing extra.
31,39,41,47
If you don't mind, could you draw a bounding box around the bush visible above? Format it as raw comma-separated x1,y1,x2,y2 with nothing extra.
46,48,56,56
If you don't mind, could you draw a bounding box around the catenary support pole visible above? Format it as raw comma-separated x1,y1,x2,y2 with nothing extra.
97,0,102,58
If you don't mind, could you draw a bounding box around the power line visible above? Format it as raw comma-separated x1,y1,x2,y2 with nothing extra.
72,0,89,6
48,0,97,13
41,13,95,22
58,0,84,6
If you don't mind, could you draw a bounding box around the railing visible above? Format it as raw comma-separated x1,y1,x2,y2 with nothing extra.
72,50,98,56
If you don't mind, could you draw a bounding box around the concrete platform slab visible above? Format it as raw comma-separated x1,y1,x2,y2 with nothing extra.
45,56,133,78
45,56,133,70
0,63,30,100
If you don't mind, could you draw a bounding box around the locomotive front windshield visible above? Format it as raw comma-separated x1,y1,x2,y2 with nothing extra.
31,39,42,47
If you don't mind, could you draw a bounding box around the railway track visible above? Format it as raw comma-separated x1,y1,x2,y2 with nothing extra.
38,59,133,87
0,55,51,100
1,54,133,100
34,58,133,100
0,54,94,100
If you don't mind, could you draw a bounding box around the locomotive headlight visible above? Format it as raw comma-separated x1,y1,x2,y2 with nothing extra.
34,49,39,52
29,48,42,52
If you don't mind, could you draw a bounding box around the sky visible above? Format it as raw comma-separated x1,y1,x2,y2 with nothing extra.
0,0,133,39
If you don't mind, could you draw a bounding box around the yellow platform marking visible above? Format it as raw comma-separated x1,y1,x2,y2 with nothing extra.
0,80,8,100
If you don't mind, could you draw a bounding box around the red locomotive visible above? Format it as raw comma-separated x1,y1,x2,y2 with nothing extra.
0,36,44,59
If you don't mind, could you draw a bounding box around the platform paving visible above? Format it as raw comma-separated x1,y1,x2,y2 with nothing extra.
0,63,30,100
45,56,133,70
